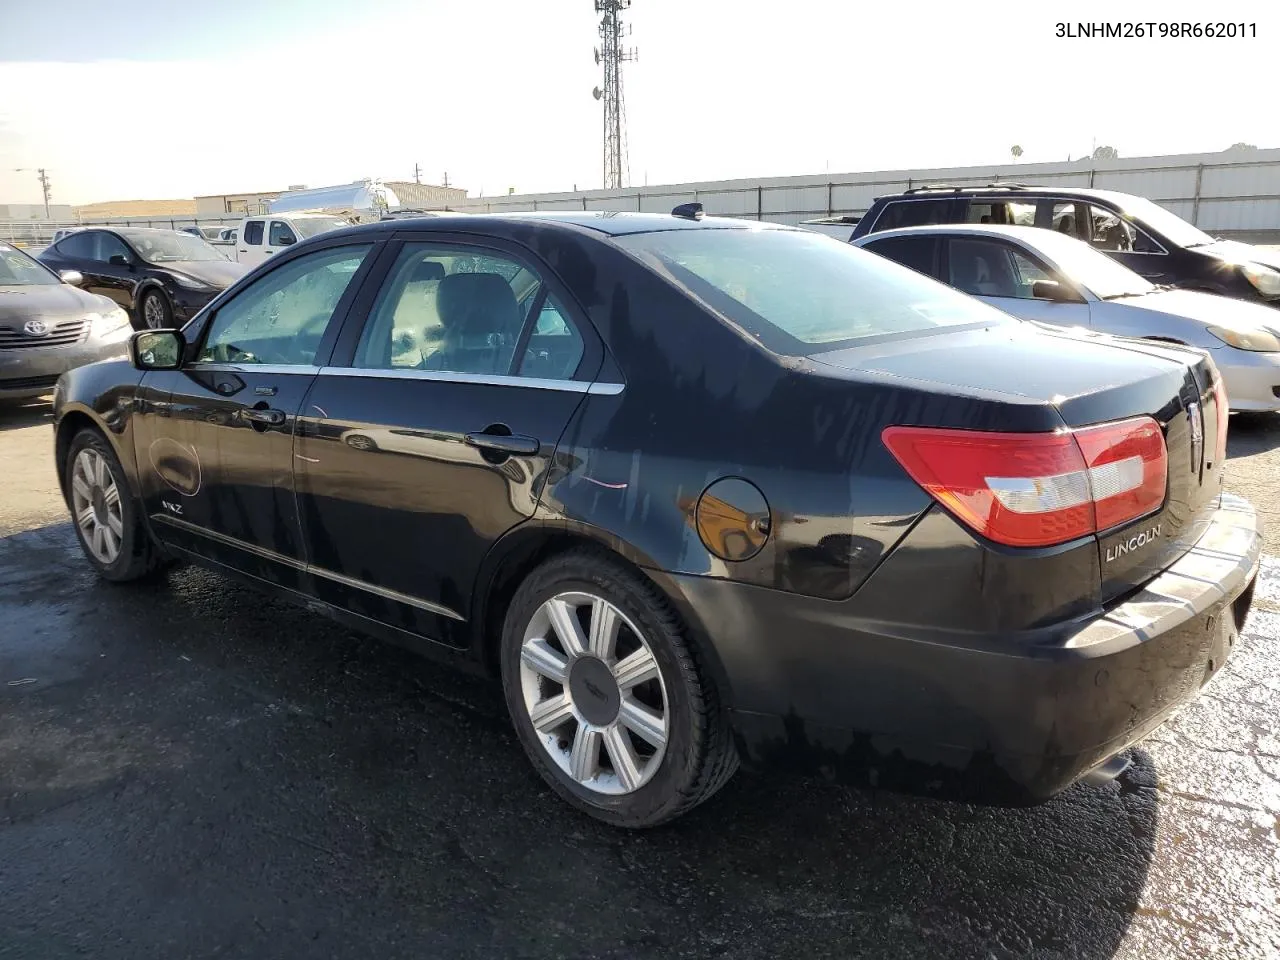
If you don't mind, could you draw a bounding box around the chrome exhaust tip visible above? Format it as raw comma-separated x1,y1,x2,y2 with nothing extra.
1082,752,1132,786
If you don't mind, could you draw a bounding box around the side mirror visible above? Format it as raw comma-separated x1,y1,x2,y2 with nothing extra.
130,330,185,370
277,235,295,246
1032,279,1083,303
59,269,84,286
109,254,132,268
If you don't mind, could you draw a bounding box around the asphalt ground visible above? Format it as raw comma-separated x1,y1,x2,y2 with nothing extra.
1,397,1278,960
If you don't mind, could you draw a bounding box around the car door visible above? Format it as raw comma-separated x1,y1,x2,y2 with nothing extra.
264,220,298,262
134,239,379,588
1081,202,1173,282
943,236,1092,327
47,231,113,300
292,237,602,645
238,218,267,267
92,232,144,311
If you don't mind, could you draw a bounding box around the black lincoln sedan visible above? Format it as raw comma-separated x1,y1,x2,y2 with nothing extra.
51,211,1259,827
39,227,246,330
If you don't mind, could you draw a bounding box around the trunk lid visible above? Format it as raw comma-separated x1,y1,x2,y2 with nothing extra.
813,324,1224,604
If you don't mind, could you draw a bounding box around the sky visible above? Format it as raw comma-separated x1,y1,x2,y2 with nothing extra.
0,0,1276,205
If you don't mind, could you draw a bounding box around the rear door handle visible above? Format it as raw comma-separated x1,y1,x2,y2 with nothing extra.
241,407,286,426
464,432,539,456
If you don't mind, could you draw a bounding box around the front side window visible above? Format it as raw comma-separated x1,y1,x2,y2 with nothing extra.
98,233,132,263
243,220,264,245
353,243,578,378
0,244,58,285
1086,205,1161,254
616,227,1013,352
269,221,297,246
199,244,371,366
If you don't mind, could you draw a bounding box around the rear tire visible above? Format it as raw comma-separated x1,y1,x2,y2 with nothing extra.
64,428,167,582
500,549,738,828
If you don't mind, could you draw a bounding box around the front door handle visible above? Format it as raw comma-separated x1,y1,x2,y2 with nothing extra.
241,407,286,426
464,431,539,456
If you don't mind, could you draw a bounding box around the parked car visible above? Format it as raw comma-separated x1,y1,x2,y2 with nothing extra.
180,225,226,242
854,224,1280,412
0,241,132,400
38,227,247,329
232,213,349,268
798,215,861,241
51,210,1259,827
851,184,1280,308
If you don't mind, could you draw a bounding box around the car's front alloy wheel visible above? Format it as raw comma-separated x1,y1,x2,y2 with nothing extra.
141,290,171,329
501,550,738,828
70,447,124,565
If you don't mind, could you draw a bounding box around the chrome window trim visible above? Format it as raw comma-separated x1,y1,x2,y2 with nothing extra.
315,365,624,395
152,513,465,621
184,362,323,375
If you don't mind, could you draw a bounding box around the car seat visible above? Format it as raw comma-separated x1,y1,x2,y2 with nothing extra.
423,272,522,374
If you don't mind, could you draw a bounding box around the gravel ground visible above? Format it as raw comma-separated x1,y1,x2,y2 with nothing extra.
1,396,1278,960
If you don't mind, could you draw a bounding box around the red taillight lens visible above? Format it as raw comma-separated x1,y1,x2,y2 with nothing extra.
1212,376,1229,466
883,417,1168,548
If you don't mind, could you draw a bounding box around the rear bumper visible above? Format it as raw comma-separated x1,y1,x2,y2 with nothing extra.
667,493,1261,803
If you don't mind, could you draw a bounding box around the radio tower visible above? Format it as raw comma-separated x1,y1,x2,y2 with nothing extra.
593,1,635,190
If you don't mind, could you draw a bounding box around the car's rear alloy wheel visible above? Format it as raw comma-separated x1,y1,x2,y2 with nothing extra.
70,447,124,565
501,550,738,828
519,592,669,795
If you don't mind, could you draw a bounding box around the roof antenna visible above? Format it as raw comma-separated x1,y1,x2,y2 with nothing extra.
671,202,703,221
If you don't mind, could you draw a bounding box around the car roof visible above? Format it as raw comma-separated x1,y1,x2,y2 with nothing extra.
316,210,798,242
857,223,1059,243
882,185,1137,206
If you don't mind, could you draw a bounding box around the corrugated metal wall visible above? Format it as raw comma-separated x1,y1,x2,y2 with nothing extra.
452,148,1280,238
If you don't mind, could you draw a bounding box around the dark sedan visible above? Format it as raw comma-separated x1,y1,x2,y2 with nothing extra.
39,227,246,330
51,211,1260,827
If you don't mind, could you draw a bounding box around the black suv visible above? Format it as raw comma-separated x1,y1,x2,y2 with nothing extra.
851,185,1280,307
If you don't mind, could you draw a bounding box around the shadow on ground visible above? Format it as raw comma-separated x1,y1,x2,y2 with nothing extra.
0,396,53,433
1228,411,1280,457
0,524,1158,959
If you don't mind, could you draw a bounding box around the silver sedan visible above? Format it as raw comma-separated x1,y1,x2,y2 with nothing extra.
854,224,1280,412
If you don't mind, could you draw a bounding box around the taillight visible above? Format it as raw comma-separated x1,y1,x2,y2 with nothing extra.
883,417,1168,548
1212,375,1229,466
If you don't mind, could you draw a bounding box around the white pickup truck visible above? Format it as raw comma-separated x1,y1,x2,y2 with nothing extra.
230,213,350,268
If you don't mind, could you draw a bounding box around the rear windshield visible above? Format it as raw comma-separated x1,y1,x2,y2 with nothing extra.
614,227,1014,352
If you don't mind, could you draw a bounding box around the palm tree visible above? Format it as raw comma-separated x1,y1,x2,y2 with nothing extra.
1010,145,1023,161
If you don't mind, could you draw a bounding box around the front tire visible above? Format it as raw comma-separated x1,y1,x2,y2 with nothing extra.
64,428,167,581
139,288,173,330
500,549,738,828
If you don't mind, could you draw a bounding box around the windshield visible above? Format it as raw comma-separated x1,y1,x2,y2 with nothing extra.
1118,196,1215,248
615,227,1014,352
293,217,349,239
1029,231,1156,299
123,230,223,263
0,243,58,285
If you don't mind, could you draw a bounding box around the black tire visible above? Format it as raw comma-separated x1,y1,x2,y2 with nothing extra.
64,427,168,582
500,549,738,828
138,288,173,330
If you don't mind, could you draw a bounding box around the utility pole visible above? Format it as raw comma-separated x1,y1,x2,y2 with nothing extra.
442,171,449,189
413,163,422,184
593,1,636,190
14,167,51,218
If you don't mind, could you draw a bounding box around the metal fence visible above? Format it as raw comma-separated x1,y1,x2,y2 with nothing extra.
451,150,1280,241
0,215,243,248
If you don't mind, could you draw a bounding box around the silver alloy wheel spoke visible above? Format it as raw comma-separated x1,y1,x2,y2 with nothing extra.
613,647,658,690
529,692,575,733
619,697,666,749
587,598,620,659
602,724,642,792
546,597,588,657
72,475,92,501
521,638,568,684
569,725,602,782
70,449,122,565
76,504,96,531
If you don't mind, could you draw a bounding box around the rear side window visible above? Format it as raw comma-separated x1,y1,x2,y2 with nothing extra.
616,228,1013,352
861,236,939,279
56,232,97,259
965,200,1036,227
243,220,264,245
872,199,954,232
